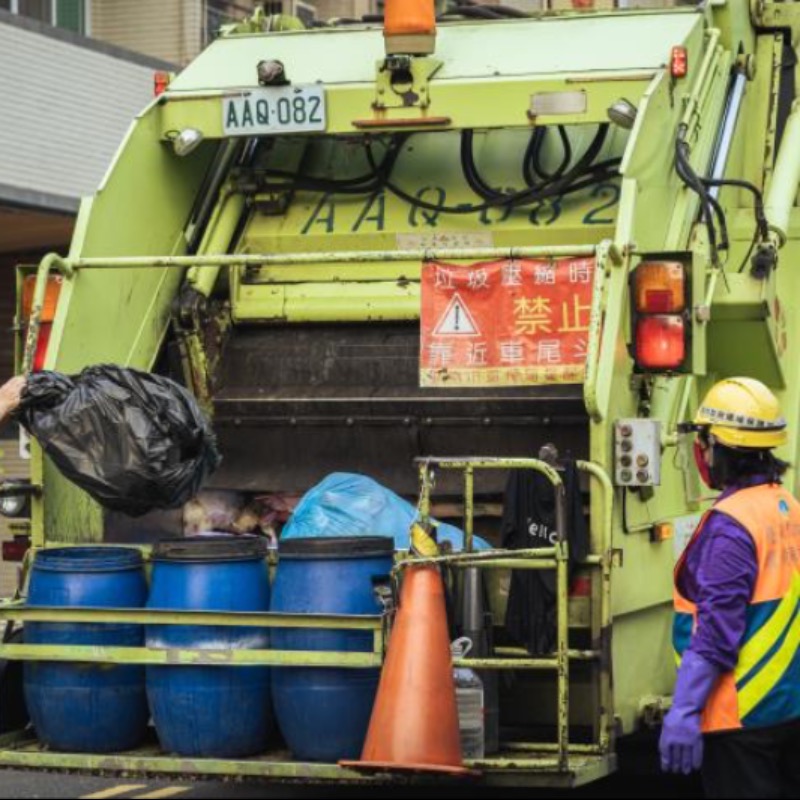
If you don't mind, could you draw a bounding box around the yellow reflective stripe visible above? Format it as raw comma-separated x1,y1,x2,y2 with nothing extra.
735,572,800,683
738,604,800,719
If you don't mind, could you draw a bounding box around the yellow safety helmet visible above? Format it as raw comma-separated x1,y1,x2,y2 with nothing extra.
693,377,787,449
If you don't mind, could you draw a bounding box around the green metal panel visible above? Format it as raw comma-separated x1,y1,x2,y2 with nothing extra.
169,14,703,91
159,77,652,137
37,108,217,544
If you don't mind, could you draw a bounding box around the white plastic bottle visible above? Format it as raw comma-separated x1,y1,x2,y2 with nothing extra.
451,636,485,760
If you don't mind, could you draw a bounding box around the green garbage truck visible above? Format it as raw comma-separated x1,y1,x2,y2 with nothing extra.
2,0,800,788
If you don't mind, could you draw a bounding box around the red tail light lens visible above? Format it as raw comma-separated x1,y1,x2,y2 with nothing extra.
154,71,171,97
22,275,61,372
22,275,62,322
635,315,685,370
2,536,31,562
671,46,688,79
33,323,52,372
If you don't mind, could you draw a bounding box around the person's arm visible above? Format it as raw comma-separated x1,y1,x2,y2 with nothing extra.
660,514,757,774
0,376,26,428
690,513,758,671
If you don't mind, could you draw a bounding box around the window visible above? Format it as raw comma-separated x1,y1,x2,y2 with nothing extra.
3,0,89,35
19,0,49,21
55,0,85,33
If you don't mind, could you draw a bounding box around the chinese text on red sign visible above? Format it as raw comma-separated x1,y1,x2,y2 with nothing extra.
420,258,595,387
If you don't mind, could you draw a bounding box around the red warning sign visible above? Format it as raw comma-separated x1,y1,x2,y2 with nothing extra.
420,257,595,387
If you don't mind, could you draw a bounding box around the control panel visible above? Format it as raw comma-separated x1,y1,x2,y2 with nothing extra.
614,419,661,487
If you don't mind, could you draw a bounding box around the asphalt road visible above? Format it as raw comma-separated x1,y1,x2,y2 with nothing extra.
0,767,704,799
0,729,703,798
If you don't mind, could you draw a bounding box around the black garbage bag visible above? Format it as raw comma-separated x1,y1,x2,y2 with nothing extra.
18,365,221,517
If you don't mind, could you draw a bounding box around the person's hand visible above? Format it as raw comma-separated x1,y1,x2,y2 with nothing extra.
0,376,26,424
659,701,704,774
659,650,720,774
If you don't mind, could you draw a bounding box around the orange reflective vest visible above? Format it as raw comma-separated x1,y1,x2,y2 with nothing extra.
673,483,800,733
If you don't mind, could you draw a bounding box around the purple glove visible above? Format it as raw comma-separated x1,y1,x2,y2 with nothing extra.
659,650,720,775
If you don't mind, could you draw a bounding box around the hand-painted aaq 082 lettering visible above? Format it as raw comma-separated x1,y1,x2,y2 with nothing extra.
223,86,326,136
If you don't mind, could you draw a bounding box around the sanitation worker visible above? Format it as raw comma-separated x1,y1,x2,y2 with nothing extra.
0,376,25,428
660,377,800,799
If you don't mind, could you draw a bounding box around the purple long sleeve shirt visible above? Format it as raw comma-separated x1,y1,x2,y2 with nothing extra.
677,476,766,672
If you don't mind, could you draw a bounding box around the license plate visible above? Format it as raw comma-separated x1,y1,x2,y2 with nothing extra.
222,86,326,136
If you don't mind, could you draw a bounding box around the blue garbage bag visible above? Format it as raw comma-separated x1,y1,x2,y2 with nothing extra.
281,473,489,551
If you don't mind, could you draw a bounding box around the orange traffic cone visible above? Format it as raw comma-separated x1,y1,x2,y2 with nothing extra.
341,564,473,775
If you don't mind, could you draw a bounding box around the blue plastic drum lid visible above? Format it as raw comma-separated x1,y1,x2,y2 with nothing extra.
271,535,394,763
24,547,148,754
146,536,274,759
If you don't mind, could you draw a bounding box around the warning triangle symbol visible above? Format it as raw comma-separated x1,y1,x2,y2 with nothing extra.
433,293,480,336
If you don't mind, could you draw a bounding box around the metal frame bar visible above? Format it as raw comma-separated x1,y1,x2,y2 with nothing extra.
413,457,571,769
35,245,602,272
0,605,383,668
0,604,381,630
409,455,614,772
0,644,381,668
0,743,615,787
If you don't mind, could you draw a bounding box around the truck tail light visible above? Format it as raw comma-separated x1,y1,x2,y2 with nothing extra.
671,46,688,79
632,260,688,371
2,535,30,562
22,275,62,321
634,261,685,313
154,71,171,97
635,316,686,370
22,274,62,373
32,324,52,372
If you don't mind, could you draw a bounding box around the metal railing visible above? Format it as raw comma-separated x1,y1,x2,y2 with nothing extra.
404,456,614,772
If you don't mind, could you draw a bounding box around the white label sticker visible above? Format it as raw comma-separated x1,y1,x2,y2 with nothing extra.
673,514,703,561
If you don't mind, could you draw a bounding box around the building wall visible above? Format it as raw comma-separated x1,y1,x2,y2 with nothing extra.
90,0,204,66
0,11,169,212
312,0,375,19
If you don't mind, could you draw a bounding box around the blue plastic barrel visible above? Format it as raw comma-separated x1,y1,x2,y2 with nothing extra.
24,547,148,753
146,536,273,758
270,536,393,762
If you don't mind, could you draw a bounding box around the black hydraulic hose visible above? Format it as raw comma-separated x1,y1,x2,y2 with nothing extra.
527,126,573,183
378,167,622,215
367,135,620,215
260,136,408,195
460,129,513,202
524,123,608,194
444,5,505,19
365,127,621,214
453,0,530,16
676,137,728,250
700,177,769,240
258,127,621,216
675,131,723,256
523,128,546,188
482,4,530,18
